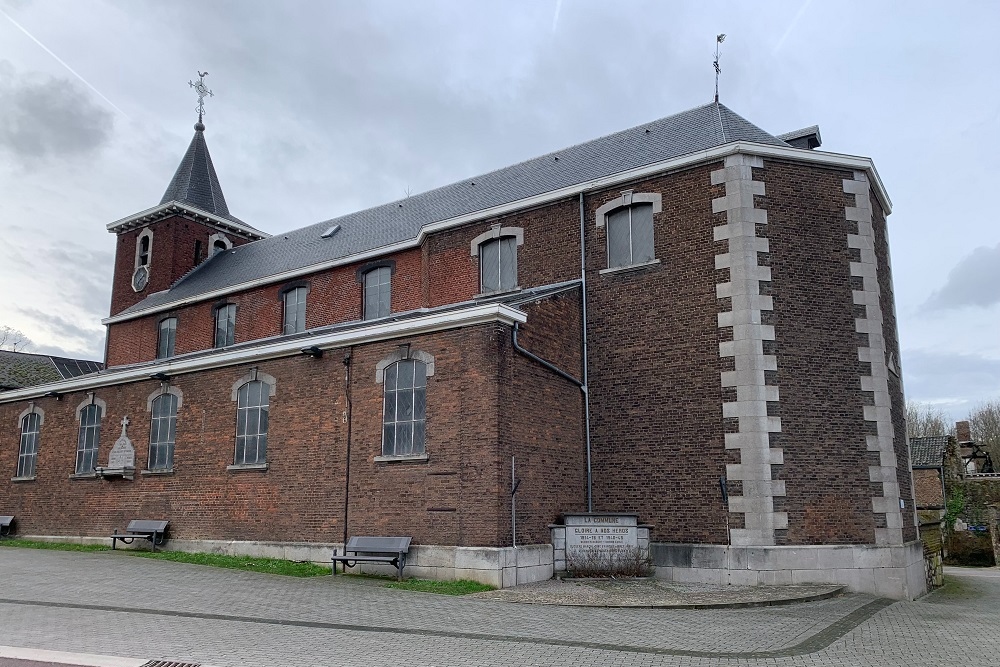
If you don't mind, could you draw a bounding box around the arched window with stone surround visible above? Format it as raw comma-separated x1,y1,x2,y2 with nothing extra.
75,396,106,475
15,405,43,479
595,191,662,270
376,349,435,458
147,387,181,471
230,370,276,468
470,227,523,294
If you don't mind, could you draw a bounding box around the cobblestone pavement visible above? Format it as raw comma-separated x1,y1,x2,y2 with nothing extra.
0,549,997,666
468,578,843,607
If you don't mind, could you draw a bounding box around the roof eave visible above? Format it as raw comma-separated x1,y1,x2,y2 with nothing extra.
8,303,527,403
105,201,270,240
103,140,891,325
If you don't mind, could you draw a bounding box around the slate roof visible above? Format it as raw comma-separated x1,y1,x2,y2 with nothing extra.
159,124,246,226
910,436,950,468
0,351,103,391
121,102,789,317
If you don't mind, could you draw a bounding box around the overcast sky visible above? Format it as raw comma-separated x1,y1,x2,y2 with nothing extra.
1,0,998,421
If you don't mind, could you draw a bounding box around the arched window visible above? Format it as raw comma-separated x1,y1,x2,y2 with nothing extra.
235,380,270,465
16,409,42,479
363,266,392,320
471,227,523,294
282,286,308,334
214,304,237,348
596,192,662,270
382,359,427,456
157,317,177,359
148,393,178,470
208,233,232,257
213,239,228,255
76,402,103,474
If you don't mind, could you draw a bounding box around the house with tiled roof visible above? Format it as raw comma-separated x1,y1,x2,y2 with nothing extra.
0,96,924,598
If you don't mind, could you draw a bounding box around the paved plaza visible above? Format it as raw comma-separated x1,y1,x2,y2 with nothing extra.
0,548,997,666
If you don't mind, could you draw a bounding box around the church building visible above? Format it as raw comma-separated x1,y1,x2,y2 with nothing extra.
0,95,925,599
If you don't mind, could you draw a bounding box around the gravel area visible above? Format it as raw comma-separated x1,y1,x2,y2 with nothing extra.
467,577,845,607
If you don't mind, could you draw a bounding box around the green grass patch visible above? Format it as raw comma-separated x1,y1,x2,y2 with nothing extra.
0,539,109,552
122,550,331,577
385,578,495,595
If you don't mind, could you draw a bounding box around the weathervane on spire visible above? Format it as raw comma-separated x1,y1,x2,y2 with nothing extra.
714,34,726,103
188,71,213,126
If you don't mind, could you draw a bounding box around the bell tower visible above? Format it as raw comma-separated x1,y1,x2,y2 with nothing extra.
105,73,267,318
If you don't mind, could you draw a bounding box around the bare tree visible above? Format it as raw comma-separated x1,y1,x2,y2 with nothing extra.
968,398,1000,463
906,401,953,439
0,326,32,352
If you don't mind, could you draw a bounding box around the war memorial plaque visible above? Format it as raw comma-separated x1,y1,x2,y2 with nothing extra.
564,513,638,562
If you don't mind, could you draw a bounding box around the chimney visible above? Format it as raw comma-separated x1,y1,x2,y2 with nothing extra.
956,421,972,442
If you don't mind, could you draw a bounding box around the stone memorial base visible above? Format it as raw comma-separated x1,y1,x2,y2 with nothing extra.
652,541,926,600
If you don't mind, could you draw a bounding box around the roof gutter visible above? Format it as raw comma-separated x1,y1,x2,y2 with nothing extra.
103,141,891,325
3,303,527,404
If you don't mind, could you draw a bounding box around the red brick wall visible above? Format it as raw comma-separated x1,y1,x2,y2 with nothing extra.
501,290,588,544
0,325,518,547
914,469,944,509
585,164,731,545
762,160,875,545
109,216,253,318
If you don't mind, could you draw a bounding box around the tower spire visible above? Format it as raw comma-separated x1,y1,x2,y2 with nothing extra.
188,71,213,130
714,34,726,103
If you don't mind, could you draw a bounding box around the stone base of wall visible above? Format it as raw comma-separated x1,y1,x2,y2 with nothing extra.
651,540,926,600
18,535,553,589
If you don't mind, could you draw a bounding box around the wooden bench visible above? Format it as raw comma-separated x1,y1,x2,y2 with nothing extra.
111,520,169,552
332,536,411,580
0,516,13,538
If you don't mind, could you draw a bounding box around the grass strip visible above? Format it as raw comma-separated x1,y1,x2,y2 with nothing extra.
123,550,332,577
0,539,109,552
385,578,495,595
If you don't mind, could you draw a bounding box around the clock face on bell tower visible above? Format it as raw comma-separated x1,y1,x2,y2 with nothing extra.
131,264,149,292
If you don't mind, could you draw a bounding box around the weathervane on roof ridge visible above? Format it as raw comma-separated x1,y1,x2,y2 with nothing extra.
188,71,213,129
714,34,726,103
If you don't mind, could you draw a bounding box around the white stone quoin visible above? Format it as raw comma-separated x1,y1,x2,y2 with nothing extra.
711,153,786,547
844,171,905,546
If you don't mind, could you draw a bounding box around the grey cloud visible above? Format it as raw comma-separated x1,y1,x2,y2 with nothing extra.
0,61,113,164
4,239,113,318
902,348,1000,421
16,308,103,359
923,243,1000,311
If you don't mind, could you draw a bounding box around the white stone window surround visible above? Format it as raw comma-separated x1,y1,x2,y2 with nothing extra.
711,154,786,548
208,232,233,256
374,347,435,462
134,228,154,271
845,171,905,546
595,191,663,270
228,369,276,470
74,395,106,476
146,385,184,412
471,225,524,296
13,403,44,481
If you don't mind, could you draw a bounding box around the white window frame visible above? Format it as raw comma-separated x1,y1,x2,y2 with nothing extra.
134,228,154,271
208,232,232,256
470,226,523,295
15,404,44,480
74,396,107,475
595,191,662,270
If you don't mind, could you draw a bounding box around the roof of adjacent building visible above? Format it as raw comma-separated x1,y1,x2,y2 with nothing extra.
909,435,950,468
119,102,792,317
0,351,104,391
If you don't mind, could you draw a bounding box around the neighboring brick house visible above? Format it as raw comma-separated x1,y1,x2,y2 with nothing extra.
910,435,949,513
0,101,925,598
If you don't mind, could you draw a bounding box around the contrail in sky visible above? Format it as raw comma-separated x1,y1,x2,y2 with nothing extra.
552,0,563,33
0,6,130,119
773,0,814,54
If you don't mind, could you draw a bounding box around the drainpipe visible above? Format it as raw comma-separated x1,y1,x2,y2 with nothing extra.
579,192,594,513
341,349,353,556
512,323,583,388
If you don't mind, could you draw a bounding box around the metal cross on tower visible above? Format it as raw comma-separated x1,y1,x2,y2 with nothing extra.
189,71,214,124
